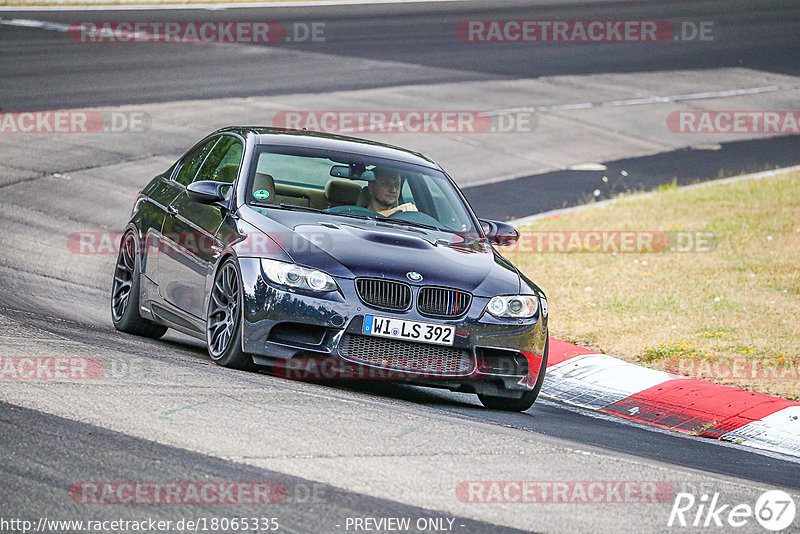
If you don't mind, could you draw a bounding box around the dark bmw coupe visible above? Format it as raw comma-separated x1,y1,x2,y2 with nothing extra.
111,127,549,411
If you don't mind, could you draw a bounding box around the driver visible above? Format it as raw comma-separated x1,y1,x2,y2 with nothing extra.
366,167,418,216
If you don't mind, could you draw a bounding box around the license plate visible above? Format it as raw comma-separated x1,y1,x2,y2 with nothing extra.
362,315,455,346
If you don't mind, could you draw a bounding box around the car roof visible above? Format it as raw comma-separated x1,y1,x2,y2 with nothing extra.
214,126,441,170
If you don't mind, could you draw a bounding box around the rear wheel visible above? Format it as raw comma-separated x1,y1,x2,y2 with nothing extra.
478,338,549,412
206,259,255,370
111,231,168,339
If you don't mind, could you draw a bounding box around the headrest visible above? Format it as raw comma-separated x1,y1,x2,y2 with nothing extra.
325,179,361,205
357,187,372,208
253,173,276,203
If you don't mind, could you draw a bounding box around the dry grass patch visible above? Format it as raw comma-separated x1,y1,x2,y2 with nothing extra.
502,170,800,400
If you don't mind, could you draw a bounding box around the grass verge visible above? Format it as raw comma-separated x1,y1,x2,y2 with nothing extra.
502,170,800,401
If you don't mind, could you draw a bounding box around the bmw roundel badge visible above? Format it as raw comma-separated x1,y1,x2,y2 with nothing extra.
406,271,423,282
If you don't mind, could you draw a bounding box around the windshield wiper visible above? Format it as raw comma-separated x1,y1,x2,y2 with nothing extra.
279,203,324,213
250,202,323,213
315,211,433,234
372,216,440,232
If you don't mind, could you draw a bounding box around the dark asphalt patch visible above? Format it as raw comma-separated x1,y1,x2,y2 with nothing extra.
463,135,800,221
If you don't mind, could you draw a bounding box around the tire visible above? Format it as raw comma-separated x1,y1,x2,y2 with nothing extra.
206,258,255,370
111,231,168,339
478,338,549,412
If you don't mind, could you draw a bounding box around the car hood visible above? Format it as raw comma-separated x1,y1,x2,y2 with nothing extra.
240,208,521,297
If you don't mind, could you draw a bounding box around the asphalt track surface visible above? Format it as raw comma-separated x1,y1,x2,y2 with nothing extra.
1,1,800,532
1,0,799,111
1,402,528,533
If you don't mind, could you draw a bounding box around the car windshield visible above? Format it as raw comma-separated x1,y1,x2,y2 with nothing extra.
245,146,479,235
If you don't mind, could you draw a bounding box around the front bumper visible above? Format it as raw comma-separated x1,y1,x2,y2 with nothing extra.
238,258,548,395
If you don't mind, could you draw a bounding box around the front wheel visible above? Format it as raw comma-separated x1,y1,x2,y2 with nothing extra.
477,338,549,412
206,258,255,370
111,231,167,339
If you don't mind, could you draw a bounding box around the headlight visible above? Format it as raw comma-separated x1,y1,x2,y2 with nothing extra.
485,295,539,318
261,259,338,292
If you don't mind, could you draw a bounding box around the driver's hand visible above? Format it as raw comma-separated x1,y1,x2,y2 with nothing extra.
396,202,417,213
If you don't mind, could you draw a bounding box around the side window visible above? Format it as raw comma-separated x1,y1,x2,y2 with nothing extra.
195,136,244,185
174,138,217,187
424,176,462,231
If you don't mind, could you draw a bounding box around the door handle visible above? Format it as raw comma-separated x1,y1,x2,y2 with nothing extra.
167,205,179,216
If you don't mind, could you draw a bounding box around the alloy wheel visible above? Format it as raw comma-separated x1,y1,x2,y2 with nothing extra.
111,233,136,321
207,262,239,358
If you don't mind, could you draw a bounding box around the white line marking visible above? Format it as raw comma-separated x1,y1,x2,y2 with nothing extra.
569,163,607,171
484,85,785,117
0,18,70,31
0,0,467,11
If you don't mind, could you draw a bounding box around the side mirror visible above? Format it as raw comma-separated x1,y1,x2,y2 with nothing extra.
480,219,519,246
187,180,228,206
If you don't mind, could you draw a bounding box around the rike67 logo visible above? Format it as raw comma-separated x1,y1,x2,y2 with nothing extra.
668,490,796,531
